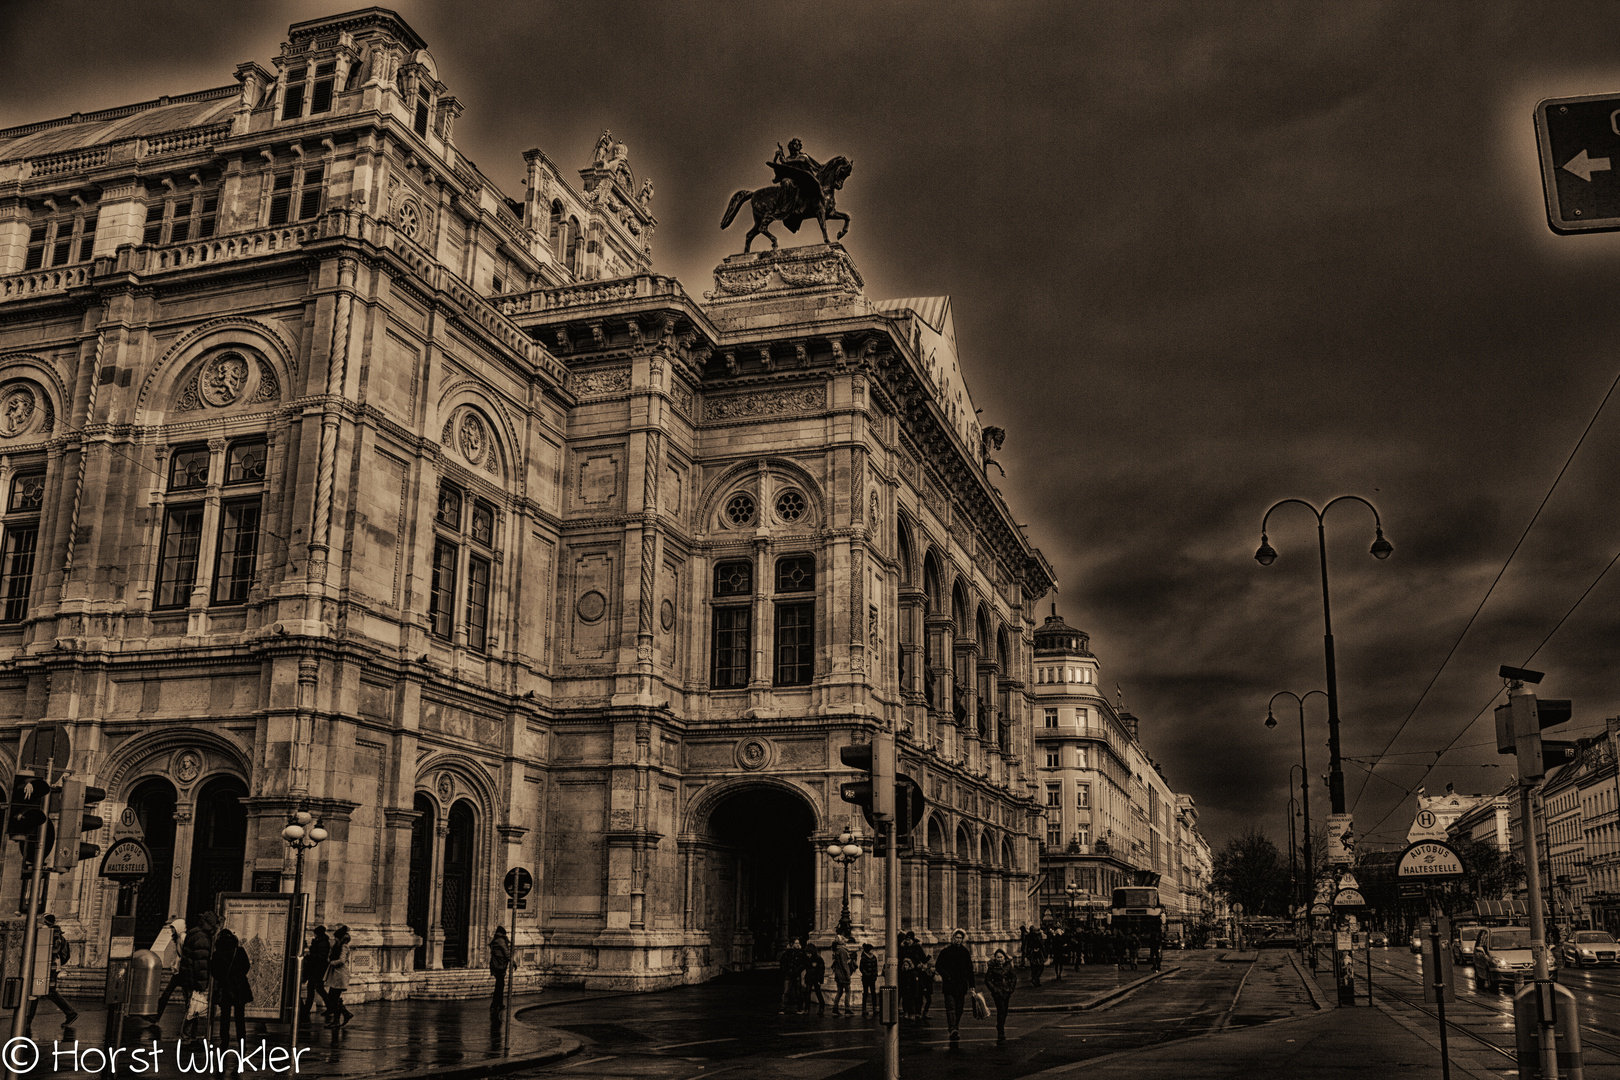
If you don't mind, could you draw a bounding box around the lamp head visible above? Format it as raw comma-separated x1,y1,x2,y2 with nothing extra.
1370,529,1393,560
281,824,305,843
310,826,328,844
1265,711,1278,730
1255,535,1278,566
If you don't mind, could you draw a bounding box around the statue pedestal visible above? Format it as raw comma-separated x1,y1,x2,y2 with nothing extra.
704,244,867,329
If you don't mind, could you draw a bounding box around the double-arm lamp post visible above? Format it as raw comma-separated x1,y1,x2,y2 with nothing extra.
825,827,864,938
282,810,327,1044
1257,496,1391,1004
1267,692,1325,918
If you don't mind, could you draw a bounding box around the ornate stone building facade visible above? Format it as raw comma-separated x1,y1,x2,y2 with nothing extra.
0,8,1054,996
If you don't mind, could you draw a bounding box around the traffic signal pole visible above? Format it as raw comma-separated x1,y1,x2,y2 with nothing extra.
875,729,898,1080
1510,683,1560,1080
7,762,54,1080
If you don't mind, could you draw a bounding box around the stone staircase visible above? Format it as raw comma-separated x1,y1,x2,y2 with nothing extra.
405,967,546,1001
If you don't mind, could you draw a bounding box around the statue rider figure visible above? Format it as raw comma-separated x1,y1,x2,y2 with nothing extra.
773,139,823,195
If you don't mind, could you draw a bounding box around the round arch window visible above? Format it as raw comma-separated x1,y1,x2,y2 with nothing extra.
724,492,756,527
775,490,806,523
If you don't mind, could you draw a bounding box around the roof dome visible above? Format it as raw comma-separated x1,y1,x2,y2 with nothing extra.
1033,605,1092,657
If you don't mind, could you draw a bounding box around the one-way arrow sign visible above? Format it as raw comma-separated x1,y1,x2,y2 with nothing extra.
1536,93,1620,232
1563,149,1612,182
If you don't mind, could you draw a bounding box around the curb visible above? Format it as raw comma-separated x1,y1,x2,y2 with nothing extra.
1009,966,1173,1013
1288,950,1331,1011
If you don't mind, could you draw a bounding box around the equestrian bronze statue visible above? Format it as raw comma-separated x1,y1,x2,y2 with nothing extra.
721,139,853,254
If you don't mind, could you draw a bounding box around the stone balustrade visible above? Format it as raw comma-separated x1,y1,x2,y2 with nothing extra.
0,265,91,300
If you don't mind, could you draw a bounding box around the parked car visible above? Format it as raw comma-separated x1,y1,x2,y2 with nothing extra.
1474,926,1553,992
1559,930,1620,968
1450,923,1485,965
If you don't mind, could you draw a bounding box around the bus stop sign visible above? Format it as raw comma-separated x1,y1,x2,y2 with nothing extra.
1535,93,1620,233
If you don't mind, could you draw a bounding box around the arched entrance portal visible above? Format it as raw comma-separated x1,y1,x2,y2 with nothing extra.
186,776,247,923
407,794,435,970
128,778,178,947
702,786,815,967
440,801,475,968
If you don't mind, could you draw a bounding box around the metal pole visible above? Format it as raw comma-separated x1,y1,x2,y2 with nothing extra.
1520,778,1559,1080
1428,916,1452,1080
1316,522,1357,1007
289,844,304,1046
7,813,49,1080
1297,702,1316,970
884,820,899,1080
505,887,516,1053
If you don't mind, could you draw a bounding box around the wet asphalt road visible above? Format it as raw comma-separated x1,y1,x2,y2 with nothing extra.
519,952,1311,1080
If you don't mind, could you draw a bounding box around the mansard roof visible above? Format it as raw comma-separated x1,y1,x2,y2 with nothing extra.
0,88,237,163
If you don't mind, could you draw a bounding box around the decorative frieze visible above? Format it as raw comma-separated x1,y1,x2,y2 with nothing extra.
704,385,824,422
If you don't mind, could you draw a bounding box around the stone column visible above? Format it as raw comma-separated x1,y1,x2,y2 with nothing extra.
427,822,448,969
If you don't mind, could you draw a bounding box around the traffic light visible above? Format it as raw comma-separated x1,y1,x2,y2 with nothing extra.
6,774,48,839
1494,671,1574,780
53,780,106,871
838,733,896,824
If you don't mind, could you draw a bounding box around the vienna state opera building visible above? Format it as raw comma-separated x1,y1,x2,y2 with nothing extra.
0,8,1062,998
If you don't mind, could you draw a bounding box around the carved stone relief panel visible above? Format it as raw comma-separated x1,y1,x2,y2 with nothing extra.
574,447,623,511
568,549,617,661
0,380,51,441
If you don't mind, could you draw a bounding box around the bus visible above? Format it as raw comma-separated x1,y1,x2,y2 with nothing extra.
1110,886,1164,943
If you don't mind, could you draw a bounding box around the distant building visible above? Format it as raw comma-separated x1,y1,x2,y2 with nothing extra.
1029,607,1211,936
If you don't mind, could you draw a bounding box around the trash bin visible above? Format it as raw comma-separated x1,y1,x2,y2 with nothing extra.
124,950,163,1021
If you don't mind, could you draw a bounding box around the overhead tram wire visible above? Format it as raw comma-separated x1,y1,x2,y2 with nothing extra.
1348,360,1620,816
1359,540,1620,843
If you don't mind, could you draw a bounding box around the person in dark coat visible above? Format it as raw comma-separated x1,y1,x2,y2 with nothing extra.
777,938,804,1014
24,914,76,1032
323,926,354,1027
985,947,1018,1044
179,911,219,1040
300,926,331,1020
803,943,827,1016
935,929,976,1046
858,943,879,1017
209,923,253,1041
489,926,514,1010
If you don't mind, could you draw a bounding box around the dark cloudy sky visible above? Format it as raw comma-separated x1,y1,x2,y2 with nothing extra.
11,1,1620,854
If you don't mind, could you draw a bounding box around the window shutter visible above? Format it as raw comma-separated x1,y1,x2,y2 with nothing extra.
282,82,306,120
297,167,324,221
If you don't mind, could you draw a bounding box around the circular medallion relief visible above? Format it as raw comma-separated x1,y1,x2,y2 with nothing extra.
199,354,251,407
0,387,36,438
174,750,203,784
436,773,454,803
576,589,607,623
398,201,420,240
724,492,756,527
736,737,771,771
660,598,675,632
458,411,487,464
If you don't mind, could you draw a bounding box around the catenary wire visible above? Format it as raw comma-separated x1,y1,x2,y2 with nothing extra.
1349,360,1620,816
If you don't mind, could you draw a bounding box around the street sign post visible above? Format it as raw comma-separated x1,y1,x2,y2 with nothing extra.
1536,93,1620,233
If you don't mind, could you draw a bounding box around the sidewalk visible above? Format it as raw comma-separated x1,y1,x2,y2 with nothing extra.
1028,950,1506,1079
14,993,581,1080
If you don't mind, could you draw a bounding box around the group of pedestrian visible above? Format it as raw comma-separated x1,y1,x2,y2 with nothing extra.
774,929,1018,1047
299,923,355,1028
1018,923,1162,978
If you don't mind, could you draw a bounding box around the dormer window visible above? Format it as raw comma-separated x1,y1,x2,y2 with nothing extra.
415,86,431,137
311,62,336,114
282,69,307,120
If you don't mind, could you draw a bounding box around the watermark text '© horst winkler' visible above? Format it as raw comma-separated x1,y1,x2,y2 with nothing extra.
1,1038,312,1075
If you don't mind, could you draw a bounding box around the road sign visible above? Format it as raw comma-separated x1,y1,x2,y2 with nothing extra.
19,725,70,772
99,838,151,880
1334,888,1366,907
112,805,145,842
1311,903,1331,916
1535,94,1620,232
506,898,527,910
1397,840,1465,879
1325,814,1356,864
503,867,533,900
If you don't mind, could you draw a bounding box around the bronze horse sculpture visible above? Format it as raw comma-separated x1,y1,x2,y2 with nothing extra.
721,156,853,254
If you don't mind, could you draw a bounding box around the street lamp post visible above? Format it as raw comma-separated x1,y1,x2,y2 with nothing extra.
1268,689,1326,970
282,810,328,1043
825,827,864,938
1257,496,1391,1005
1066,882,1080,928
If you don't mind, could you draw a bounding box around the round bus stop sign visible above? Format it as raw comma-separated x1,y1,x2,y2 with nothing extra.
99,838,151,881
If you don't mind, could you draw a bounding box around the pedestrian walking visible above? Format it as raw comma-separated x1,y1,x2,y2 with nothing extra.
804,943,827,1016
918,957,935,1017
985,947,1017,1044
778,938,805,1014
898,957,919,1020
151,917,188,1024
322,925,354,1027
858,943,879,1017
489,926,514,1011
1050,927,1066,981
831,934,854,1014
179,911,219,1041
24,914,77,1032
935,929,975,1047
1149,928,1163,972
1125,930,1140,971
300,926,331,1020
209,922,253,1041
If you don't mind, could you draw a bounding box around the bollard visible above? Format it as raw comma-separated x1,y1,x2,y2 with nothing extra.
1515,980,1584,1079
122,950,164,1025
